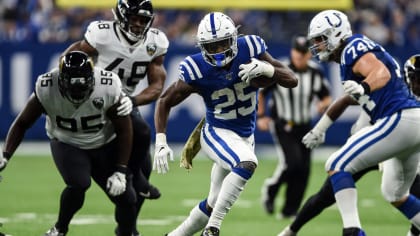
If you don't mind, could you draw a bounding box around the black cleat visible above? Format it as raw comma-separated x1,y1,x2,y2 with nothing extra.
343,227,366,236
44,226,66,236
263,198,274,215
139,185,161,199
201,227,220,236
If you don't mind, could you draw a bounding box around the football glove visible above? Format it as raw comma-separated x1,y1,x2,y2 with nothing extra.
106,171,126,196
180,117,205,170
342,80,369,98
117,96,134,116
302,129,326,149
238,58,275,83
153,133,174,174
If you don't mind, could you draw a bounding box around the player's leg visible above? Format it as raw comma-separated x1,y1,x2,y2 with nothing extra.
47,140,92,235
90,140,137,236
278,165,378,236
200,124,258,234
167,164,229,236
261,120,290,215
327,111,420,235
128,110,160,235
130,109,158,197
409,173,420,236
382,155,420,230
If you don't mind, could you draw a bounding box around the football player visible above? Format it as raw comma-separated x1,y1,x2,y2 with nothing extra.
302,10,420,236
0,51,136,236
62,0,168,235
278,54,420,236
153,12,298,236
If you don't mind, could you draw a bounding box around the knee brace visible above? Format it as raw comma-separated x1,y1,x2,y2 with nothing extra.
232,161,257,180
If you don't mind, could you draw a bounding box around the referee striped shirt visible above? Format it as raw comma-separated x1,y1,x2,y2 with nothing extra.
262,59,330,125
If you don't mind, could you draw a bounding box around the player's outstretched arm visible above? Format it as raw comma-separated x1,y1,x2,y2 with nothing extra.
153,80,196,174
2,94,44,170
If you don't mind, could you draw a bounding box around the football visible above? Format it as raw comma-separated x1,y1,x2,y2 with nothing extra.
250,76,276,88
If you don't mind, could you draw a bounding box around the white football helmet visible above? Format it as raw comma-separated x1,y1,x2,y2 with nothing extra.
196,12,238,67
307,10,352,61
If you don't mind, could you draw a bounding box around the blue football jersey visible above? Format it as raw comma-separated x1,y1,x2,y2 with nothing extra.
178,35,268,137
340,34,420,122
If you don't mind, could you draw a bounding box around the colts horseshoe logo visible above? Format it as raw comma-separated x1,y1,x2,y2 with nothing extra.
325,13,342,27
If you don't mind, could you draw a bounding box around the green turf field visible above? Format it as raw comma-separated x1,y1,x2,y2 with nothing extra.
0,153,409,236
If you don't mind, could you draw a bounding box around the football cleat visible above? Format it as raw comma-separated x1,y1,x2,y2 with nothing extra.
343,227,366,236
139,185,161,199
44,226,66,236
263,198,274,215
277,226,296,236
201,226,220,236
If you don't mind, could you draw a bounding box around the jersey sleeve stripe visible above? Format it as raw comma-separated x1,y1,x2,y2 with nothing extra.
250,35,262,55
186,56,203,79
244,36,255,58
180,61,196,81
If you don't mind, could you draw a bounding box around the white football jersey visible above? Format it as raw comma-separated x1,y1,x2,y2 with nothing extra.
84,20,169,95
35,67,123,149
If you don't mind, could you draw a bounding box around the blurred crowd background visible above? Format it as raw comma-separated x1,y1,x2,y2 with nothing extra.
1,0,420,49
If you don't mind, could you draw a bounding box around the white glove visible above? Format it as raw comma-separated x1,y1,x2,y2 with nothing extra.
238,58,275,83
153,133,174,174
342,80,366,98
117,96,134,116
302,129,326,149
106,171,126,196
0,156,8,172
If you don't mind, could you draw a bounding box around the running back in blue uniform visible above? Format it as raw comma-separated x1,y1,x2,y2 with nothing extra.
308,10,420,236
179,35,267,137
153,12,297,236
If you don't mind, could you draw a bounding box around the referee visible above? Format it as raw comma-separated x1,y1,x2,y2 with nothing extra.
258,35,332,218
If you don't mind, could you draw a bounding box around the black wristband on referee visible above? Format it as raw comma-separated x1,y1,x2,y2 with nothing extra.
3,152,11,160
360,81,371,94
116,164,127,174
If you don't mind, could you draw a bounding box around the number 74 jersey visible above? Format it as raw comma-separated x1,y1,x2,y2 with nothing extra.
84,20,169,95
35,67,123,149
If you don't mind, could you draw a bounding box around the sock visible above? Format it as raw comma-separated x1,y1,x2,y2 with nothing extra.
168,200,210,236
207,172,248,229
397,194,420,229
330,172,361,228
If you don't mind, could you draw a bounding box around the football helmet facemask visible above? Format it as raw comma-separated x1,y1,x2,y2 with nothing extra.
59,51,95,105
404,54,420,96
114,0,154,42
197,12,238,67
307,9,352,61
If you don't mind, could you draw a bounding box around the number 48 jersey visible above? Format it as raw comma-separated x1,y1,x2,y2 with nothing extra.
84,20,169,95
35,67,123,149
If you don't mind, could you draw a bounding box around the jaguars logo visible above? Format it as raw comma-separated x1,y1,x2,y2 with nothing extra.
146,43,157,56
92,98,104,110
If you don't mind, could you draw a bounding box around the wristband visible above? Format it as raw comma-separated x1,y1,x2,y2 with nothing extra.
360,81,371,94
156,133,167,144
3,152,11,160
116,165,127,174
313,115,333,133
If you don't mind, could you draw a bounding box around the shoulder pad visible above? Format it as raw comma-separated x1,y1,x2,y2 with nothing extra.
84,21,115,48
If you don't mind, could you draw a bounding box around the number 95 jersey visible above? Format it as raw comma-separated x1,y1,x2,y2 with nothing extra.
35,67,123,149
84,20,169,95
